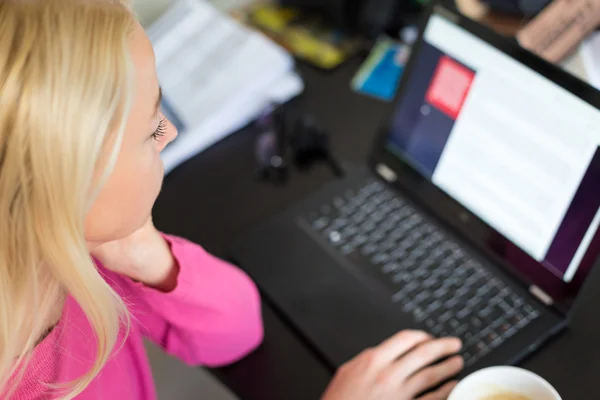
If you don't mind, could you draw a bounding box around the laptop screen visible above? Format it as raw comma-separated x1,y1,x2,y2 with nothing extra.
386,13,600,291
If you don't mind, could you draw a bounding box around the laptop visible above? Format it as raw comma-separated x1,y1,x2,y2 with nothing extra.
230,2,600,375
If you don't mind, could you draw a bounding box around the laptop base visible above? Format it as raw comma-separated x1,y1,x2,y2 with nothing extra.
230,167,566,376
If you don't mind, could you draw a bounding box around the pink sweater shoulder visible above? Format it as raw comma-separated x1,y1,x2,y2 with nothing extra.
8,234,263,400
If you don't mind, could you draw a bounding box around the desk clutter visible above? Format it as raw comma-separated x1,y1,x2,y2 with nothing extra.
148,0,600,175
253,105,344,185
148,0,304,174
235,3,365,71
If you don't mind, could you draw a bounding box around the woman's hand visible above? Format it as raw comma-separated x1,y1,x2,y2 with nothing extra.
321,330,463,400
91,218,178,291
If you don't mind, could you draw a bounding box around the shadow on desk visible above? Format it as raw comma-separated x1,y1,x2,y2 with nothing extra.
212,303,333,400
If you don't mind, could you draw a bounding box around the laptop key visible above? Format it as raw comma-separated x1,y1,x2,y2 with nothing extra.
470,316,483,329
353,211,368,225
508,293,524,307
499,322,512,334
484,331,499,346
476,340,488,352
403,302,417,313
360,203,376,215
524,305,537,315
327,230,344,245
449,318,461,330
384,262,402,274
439,310,453,324
498,300,513,314
371,211,386,222
312,217,330,230
372,252,391,265
425,319,437,331
342,224,360,237
361,242,378,256
445,297,460,310
390,248,407,261
509,313,525,326
380,240,397,252
466,296,481,308
415,308,428,322
369,230,386,243
352,234,369,246
426,300,443,314
332,196,345,209
454,307,470,321
392,272,410,283
361,220,377,233
340,243,356,255
454,324,468,337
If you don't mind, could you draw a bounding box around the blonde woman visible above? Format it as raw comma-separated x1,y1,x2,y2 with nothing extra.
0,1,464,399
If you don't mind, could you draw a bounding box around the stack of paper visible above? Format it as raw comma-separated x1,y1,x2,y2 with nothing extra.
147,0,303,174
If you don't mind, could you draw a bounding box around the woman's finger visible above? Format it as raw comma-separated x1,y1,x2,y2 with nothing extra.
416,380,459,400
389,338,462,381
405,356,464,397
373,330,433,367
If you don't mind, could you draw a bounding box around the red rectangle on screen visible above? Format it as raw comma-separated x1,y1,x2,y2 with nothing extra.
425,56,475,120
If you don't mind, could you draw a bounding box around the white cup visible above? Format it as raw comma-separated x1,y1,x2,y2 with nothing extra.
448,366,562,400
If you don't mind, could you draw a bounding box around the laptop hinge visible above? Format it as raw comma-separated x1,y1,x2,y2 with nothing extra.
529,285,553,306
376,163,397,183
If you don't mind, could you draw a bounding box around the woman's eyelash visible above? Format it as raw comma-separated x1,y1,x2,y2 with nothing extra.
151,118,167,141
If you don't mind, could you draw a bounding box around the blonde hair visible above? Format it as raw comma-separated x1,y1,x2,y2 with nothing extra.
0,0,136,398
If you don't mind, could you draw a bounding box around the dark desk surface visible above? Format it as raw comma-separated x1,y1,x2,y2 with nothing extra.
153,60,600,400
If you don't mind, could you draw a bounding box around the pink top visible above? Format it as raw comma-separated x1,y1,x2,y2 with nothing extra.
11,234,264,399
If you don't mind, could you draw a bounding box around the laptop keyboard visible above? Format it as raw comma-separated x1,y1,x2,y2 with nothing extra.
305,179,541,366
